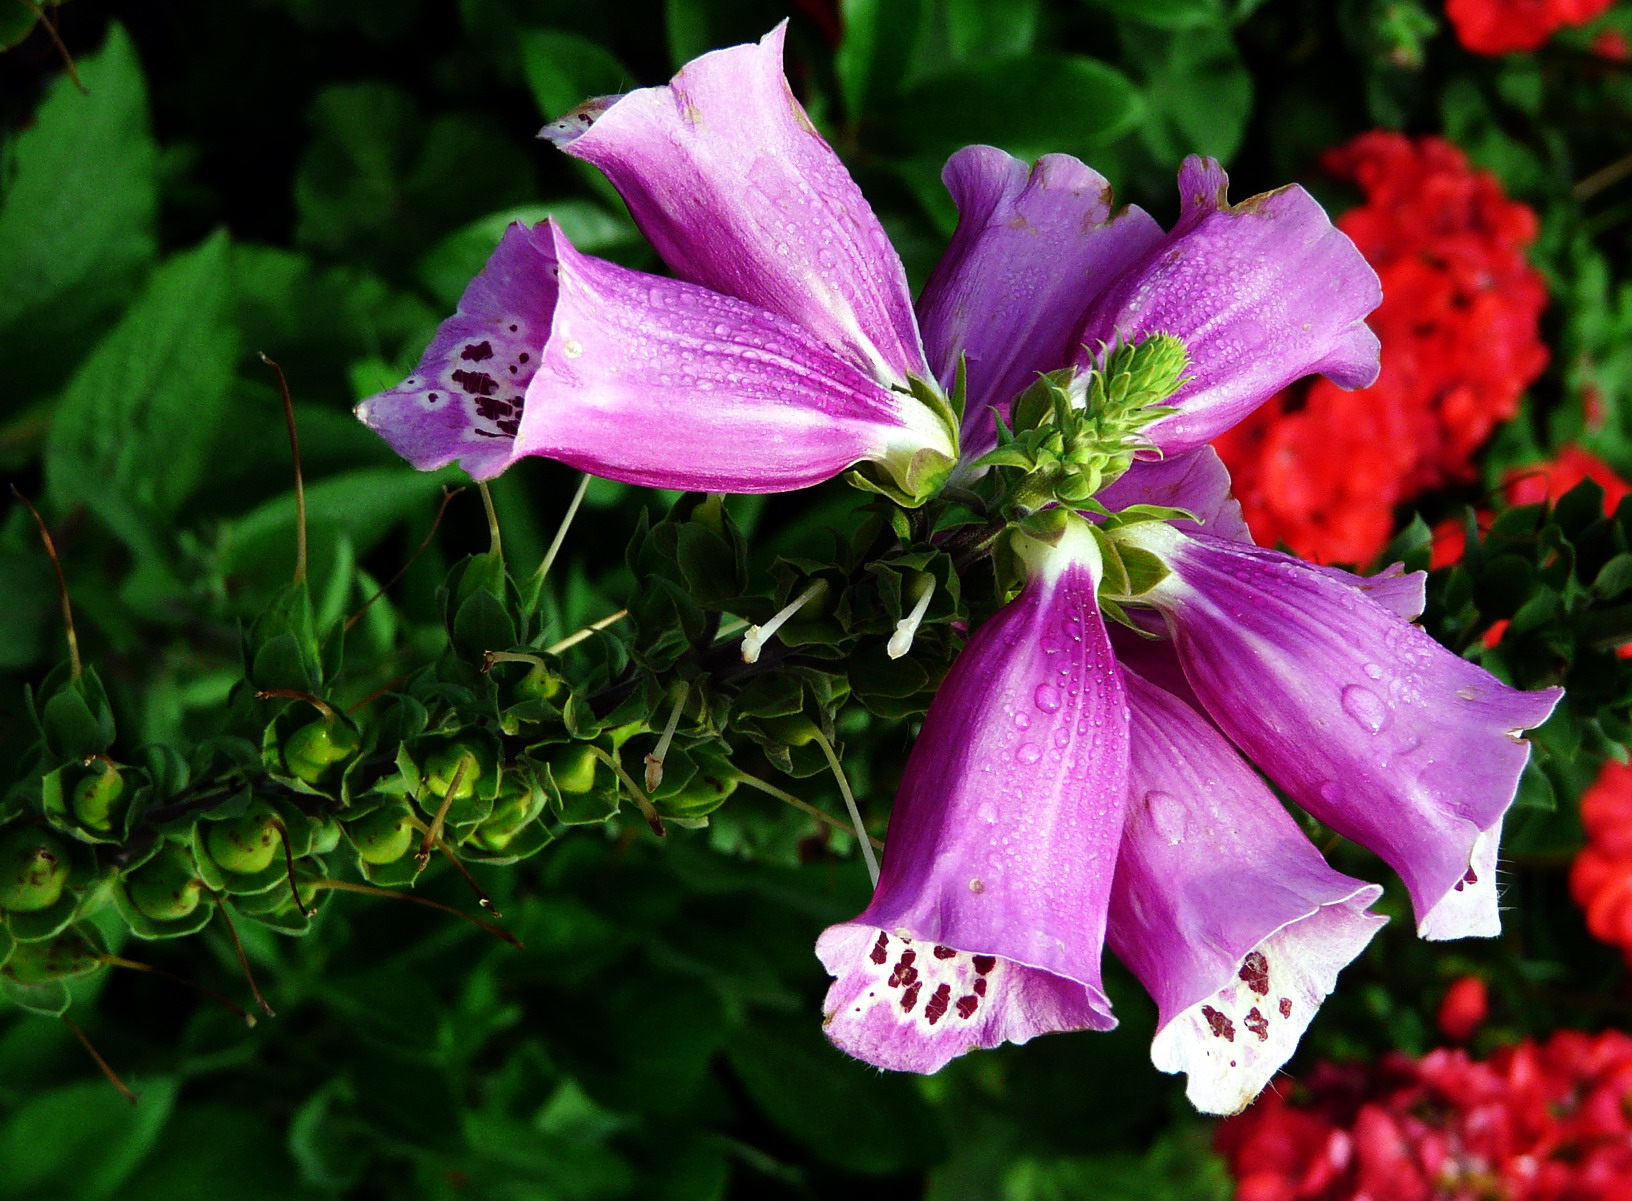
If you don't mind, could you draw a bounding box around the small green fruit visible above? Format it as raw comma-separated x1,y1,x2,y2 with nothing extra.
423,745,482,802
347,803,416,865
551,744,598,795
70,762,126,834
0,829,70,913
472,787,542,853
3,929,101,984
205,802,281,874
127,845,202,921
282,719,359,784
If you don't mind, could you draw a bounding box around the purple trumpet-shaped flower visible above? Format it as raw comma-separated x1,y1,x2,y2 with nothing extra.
816,521,1128,1072
356,25,956,497
1109,653,1386,1115
915,149,1381,460
1116,520,1563,941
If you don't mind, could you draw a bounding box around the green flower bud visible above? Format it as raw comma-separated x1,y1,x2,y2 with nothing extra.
126,845,202,922
205,802,281,875
347,803,416,865
282,718,359,784
0,829,70,913
551,744,599,795
69,762,126,835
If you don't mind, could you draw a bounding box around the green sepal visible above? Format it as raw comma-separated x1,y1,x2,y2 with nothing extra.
1,925,104,989
246,583,324,694
466,761,555,861
40,760,139,844
26,664,117,766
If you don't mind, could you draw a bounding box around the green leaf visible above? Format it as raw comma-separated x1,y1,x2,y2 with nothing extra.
44,231,237,551
936,0,1042,62
518,28,632,118
1080,0,1225,30
837,0,930,120
0,1076,178,1201
725,1016,944,1174
417,202,638,308
887,54,1143,161
0,24,157,383
1134,25,1253,164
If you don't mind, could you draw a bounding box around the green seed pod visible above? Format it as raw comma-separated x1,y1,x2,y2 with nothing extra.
551,743,599,795
423,745,482,802
347,803,416,865
69,762,126,835
126,845,203,922
0,829,70,913
205,801,281,875
282,718,360,784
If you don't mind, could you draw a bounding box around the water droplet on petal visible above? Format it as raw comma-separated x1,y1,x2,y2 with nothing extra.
1033,684,1062,714
1015,743,1042,764
1340,684,1389,734
1318,780,1345,805
1364,663,1383,680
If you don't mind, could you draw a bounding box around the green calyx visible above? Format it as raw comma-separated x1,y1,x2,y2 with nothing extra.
848,372,963,508
282,717,360,785
0,828,71,913
976,334,1190,512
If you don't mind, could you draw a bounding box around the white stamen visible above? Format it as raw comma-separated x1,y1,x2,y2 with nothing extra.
643,682,690,793
887,575,936,660
741,581,826,664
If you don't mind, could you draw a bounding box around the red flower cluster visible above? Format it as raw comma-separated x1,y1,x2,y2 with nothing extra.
1216,1030,1632,1200
1571,759,1632,965
1214,133,1549,565
1445,0,1619,56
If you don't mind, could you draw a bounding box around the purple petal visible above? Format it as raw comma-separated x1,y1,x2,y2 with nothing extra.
1127,525,1562,940
818,522,1129,1072
1075,156,1382,455
916,146,1162,456
554,24,927,386
1110,667,1386,1114
516,225,951,493
1308,561,1428,621
1094,447,1251,543
355,222,555,480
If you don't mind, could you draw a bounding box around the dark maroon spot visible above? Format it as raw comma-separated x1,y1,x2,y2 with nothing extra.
925,984,952,1025
496,417,519,437
451,369,499,396
900,982,921,1012
973,978,987,997
933,945,957,960
461,341,494,361
474,396,517,424
427,392,440,403
509,324,519,332
1239,951,1270,996
972,955,996,976
518,352,530,363
1463,866,1478,885
1279,997,1293,1019
888,951,919,989
870,932,889,965
1244,1008,1270,1042
1202,1005,1235,1042
956,994,980,1019
509,365,518,374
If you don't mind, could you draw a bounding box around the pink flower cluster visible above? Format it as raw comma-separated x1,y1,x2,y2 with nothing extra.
1216,1030,1632,1200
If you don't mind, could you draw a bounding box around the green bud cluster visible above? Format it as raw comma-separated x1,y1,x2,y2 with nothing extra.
974,334,1190,512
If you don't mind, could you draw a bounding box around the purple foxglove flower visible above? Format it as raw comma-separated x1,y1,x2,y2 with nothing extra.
1074,156,1383,456
356,24,957,497
915,146,1163,459
817,521,1129,1073
1110,662,1386,1115
1116,521,1562,941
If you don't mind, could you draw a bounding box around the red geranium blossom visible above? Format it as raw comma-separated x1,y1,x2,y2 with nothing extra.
1446,0,1619,56
1217,1029,1632,1200
1571,759,1632,966
1215,133,1549,566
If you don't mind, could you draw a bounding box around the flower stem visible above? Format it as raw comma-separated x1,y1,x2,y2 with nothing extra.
809,729,880,886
